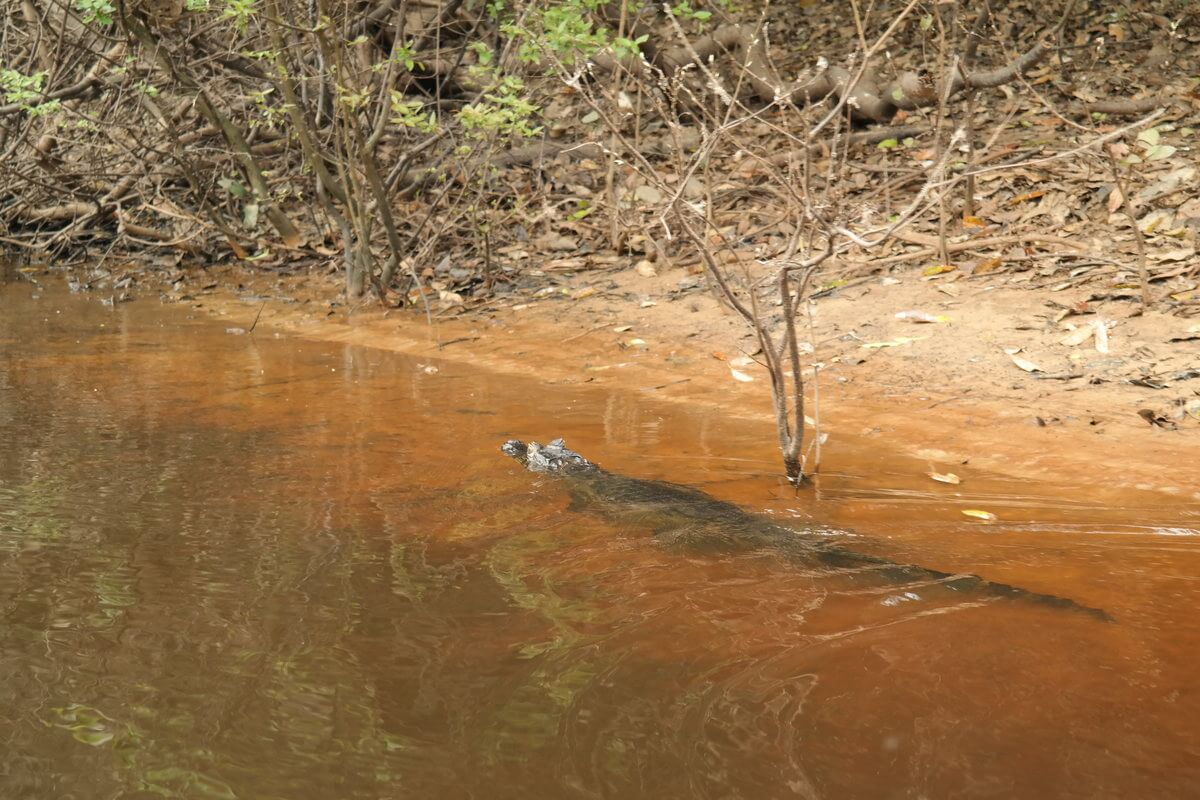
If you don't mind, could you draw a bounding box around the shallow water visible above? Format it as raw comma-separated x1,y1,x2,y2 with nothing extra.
2,274,1198,799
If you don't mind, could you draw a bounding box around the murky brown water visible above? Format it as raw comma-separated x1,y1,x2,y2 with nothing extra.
2,273,1199,799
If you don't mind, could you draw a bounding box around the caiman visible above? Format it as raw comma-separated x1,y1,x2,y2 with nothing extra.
501,438,1112,621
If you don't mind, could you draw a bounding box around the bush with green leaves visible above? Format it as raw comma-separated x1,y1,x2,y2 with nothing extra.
74,0,115,26
1,68,60,116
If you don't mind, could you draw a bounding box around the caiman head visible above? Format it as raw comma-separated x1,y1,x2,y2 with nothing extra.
501,438,595,473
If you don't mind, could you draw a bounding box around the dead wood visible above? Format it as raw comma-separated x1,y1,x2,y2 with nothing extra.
874,233,1091,267
1078,97,1164,116
491,141,607,168
13,202,100,222
592,23,1050,124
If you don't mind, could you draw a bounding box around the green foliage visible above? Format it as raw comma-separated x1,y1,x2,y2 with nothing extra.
499,0,612,65
248,87,282,127
497,0,715,70
611,34,649,60
533,2,610,61
32,99,63,117
222,0,256,33
337,84,371,112
668,1,711,23
390,40,420,72
1,68,43,104
468,41,495,67
0,68,60,116
218,176,247,197
569,200,594,221
186,0,211,10
74,0,115,26
389,93,438,133
457,76,541,139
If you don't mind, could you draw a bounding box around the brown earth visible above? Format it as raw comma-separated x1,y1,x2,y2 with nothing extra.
152,258,1199,502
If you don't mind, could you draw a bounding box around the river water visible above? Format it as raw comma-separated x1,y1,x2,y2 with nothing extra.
2,272,1198,799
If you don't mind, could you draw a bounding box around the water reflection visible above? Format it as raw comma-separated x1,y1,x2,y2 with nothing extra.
1,278,1198,799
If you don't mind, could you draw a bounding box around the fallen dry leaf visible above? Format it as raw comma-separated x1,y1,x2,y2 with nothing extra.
729,368,754,383
1139,209,1175,234
1138,166,1196,203
1059,325,1094,347
1149,248,1196,263
973,257,1004,275
1107,186,1125,213
928,471,961,485
1093,319,1110,354
1009,190,1045,205
1006,350,1044,372
896,310,951,323
633,184,663,204
862,337,922,349
962,509,998,521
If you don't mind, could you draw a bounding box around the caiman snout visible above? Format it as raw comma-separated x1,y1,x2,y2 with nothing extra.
501,438,594,473
501,439,527,460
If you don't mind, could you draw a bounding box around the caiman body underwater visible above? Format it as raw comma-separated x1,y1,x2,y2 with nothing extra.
502,438,1111,621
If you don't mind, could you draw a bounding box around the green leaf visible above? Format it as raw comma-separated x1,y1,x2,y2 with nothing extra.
72,728,114,746
877,138,899,149
217,178,246,198
1144,144,1176,161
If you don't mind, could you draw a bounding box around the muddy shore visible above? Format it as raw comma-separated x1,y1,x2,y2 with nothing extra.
153,261,1199,502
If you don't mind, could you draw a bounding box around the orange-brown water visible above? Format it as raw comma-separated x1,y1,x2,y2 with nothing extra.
2,274,1198,799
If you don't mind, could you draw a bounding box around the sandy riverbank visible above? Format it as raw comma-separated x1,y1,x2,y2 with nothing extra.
165,260,1198,501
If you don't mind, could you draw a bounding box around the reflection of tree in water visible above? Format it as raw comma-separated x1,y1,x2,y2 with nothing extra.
0,307,823,800
0,376,1115,800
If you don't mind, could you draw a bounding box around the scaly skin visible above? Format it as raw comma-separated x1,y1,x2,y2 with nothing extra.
502,438,1113,622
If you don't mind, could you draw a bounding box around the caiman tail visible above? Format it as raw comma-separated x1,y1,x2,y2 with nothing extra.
502,438,1113,622
810,545,1113,621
